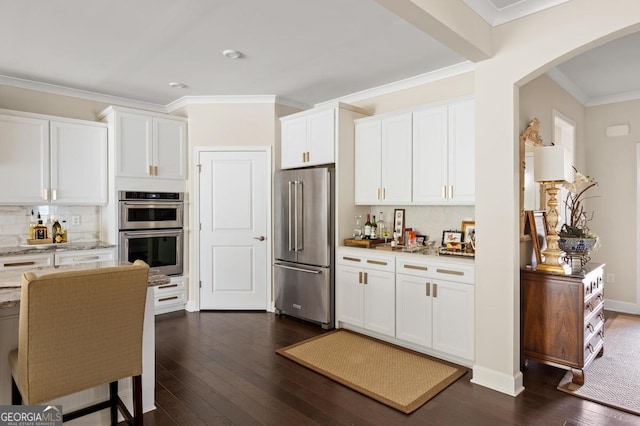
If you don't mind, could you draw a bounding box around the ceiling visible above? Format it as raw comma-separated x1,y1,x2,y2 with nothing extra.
0,0,638,110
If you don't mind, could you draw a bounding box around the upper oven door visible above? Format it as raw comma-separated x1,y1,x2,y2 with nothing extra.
119,201,183,230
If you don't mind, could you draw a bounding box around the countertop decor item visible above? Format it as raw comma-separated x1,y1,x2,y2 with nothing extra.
533,145,571,274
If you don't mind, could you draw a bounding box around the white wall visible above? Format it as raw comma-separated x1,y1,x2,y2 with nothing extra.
585,100,640,310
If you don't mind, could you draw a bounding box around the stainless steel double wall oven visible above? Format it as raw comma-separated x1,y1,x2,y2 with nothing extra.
118,191,184,276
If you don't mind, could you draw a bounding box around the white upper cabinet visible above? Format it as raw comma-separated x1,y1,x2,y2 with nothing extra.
50,121,108,204
281,108,334,169
0,113,107,205
102,107,187,180
355,112,412,205
0,114,49,205
413,99,475,205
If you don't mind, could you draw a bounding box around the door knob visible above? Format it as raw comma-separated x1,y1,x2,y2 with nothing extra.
254,236,266,241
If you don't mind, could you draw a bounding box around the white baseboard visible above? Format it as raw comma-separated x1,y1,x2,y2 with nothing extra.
185,300,198,312
471,365,525,397
604,298,639,315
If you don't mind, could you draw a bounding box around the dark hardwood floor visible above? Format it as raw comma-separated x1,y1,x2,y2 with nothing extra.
140,310,639,425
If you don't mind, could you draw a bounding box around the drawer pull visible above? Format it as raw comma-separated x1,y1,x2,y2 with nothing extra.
367,260,387,266
436,268,464,276
586,323,594,333
598,330,604,339
159,283,179,289
159,296,179,302
343,256,361,262
358,271,363,284
586,343,594,354
433,283,438,298
73,255,100,261
586,302,593,312
404,264,428,271
4,261,36,267
363,272,368,285
426,282,430,297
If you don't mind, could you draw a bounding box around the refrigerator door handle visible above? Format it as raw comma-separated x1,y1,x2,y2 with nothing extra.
295,181,303,252
274,263,322,274
288,181,293,251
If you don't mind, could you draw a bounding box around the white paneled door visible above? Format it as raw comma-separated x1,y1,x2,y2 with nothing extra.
199,149,269,309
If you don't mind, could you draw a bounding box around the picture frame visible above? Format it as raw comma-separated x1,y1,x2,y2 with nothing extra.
526,210,548,265
461,221,475,252
416,235,426,246
393,209,405,235
441,230,463,246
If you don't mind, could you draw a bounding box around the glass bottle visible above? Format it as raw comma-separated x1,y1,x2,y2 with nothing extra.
353,215,363,239
61,220,68,243
52,219,63,243
377,212,388,242
364,214,372,239
370,215,377,239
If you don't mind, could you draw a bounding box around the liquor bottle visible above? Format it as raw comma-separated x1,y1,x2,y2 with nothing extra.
34,218,48,240
61,220,68,242
377,212,388,241
52,219,63,243
371,215,377,239
28,209,36,239
364,214,372,239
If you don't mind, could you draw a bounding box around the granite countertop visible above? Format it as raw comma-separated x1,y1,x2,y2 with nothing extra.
0,260,171,310
0,241,116,257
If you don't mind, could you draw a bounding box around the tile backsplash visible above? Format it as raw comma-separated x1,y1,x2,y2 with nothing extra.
367,205,475,245
0,205,101,247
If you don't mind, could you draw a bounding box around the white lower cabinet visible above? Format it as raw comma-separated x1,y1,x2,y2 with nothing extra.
53,248,115,266
336,253,395,337
0,253,54,271
337,248,475,365
154,275,187,315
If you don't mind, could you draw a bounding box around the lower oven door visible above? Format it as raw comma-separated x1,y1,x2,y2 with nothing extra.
119,229,183,276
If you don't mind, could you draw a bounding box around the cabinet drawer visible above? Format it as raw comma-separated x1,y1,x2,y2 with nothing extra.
584,324,604,364
337,253,394,272
54,248,115,266
154,277,186,296
396,258,432,278
0,254,54,270
154,290,186,307
583,269,604,299
431,263,474,284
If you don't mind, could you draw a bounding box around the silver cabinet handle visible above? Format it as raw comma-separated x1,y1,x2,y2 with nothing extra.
254,236,266,241
288,181,293,251
73,255,99,261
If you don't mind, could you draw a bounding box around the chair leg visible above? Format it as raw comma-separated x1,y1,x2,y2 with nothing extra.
109,381,118,425
132,375,143,426
11,377,22,405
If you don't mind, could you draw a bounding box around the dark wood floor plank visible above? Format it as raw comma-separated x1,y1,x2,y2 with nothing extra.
148,310,639,426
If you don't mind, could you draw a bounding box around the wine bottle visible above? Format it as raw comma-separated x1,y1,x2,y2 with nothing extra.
364,214,372,239
34,219,48,240
371,215,377,239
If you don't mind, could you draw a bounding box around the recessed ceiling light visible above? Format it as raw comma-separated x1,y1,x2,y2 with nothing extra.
169,82,187,89
222,49,242,59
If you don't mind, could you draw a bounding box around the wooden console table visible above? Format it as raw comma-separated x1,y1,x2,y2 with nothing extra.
520,263,605,385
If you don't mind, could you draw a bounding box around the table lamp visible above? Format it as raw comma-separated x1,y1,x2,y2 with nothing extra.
533,145,571,273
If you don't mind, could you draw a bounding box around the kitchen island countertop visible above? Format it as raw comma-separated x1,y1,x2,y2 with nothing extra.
0,241,115,257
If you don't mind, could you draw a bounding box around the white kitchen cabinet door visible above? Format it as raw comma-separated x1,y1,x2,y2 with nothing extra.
0,115,49,204
432,279,474,360
306,109,335,167
50,121,108,204
115,112,153,178
281,115,307,169
363,268,395,337
412,105,448,204
380,113,412,204
153,117,187,180
354,119,382,204
448,100,475,204
396,273,432,348
336,263,364,327
281,109,335,169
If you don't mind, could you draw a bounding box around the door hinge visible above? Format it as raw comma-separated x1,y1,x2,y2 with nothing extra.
199,280,202,288
199,223,202,231
197,164,202,172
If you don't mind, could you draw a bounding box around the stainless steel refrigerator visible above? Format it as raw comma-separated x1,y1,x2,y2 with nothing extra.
274,166,334,329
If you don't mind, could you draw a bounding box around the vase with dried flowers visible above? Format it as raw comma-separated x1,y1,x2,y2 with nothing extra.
558,167,599,255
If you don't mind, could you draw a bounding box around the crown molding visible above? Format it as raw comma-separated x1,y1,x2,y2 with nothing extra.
463,0,570,26
586,90,640,107
0,74,167,113
545,67,590,106
165,95,309,113
314,61,475,108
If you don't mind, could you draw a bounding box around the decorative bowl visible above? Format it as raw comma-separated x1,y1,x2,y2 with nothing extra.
558,237,598,254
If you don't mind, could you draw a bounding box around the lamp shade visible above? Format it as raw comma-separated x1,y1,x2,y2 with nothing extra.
533,145,570,183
